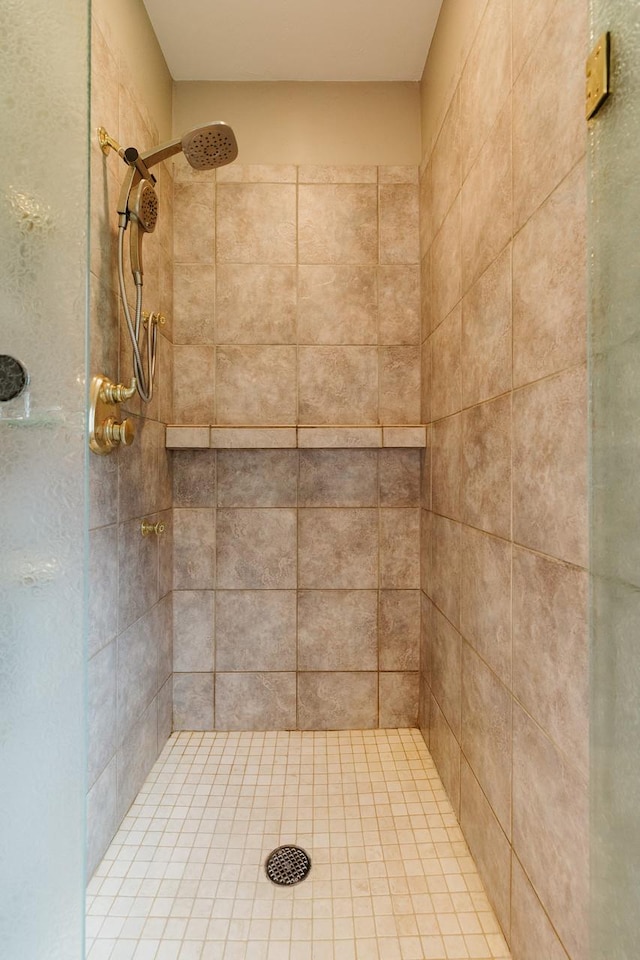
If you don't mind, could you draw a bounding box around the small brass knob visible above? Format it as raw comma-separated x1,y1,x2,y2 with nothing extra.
104,417,134,447
141,519,166,537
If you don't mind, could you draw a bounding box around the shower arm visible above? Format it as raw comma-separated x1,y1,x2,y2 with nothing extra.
116,137,185,226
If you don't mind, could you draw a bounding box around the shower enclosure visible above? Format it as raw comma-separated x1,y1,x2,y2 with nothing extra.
0,0,90,956
589,1,640,956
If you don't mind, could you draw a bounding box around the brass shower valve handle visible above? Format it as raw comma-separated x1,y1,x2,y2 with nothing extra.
141,519,166,537
100,378,137,404
89,373,137,455
103,417,134,447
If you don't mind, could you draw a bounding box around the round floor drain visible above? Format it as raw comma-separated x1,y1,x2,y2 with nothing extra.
265,845,311,886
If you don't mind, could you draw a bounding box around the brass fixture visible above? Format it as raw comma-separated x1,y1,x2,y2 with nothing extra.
89,374,135,455
98,126,124,157
141,519,166,537
142,310,166,329
586,32,611,120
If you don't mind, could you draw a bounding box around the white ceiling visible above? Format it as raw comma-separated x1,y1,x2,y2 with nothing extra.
143,0,443,82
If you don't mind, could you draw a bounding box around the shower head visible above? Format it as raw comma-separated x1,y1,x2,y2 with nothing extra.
129,180,159,279
181,122,238,170
138,121,238,172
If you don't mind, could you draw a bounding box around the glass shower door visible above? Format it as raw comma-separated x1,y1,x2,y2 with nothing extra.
590,2,640,956
0,0,90,957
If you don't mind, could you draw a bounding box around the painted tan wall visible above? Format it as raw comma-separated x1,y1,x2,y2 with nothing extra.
93,0,173,138
173,82,421,165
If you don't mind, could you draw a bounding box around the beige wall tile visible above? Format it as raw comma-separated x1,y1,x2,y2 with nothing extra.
173,344,215,423
166,426,210,448
431,414,461,520
460,0,512,178
513,546,588,776
431,605,462,738
378,266,421,345
429,695,461,816
215,672,296,730
380,508,420,589
431,304,462,421
173,673,214,731
216,183,296,263
461,101,512,292
298,346,378,424
297,265,377,344
421,337,431,424
174,181,215,264
216,450,297,507
211,427,297,448
431,87,461,236
379,590,421,670
419,162,432,259
298,450,378,507
216,345,297,424
513,366,587,567
420,593,433,687
462,246,512,407
379,184,420,264
173,449,216,507
215,591,297,671
298,184,378,264
379,346,421,424
216,508,297,589
216,264,297,344
298,673,378,730
298,508,378,589
513,160,586,387
460,526,512,685
461,644,512,835
297,427,381,448
173,508,215,591
379,449,421,507
379,673,419,727
513,704,589,960
511,858,571,960
382,427,426,449
173,591,214,672
430,514,461,628
420,249,432,341
173,263,215,344
378,166,418,185
460,758,511,938
298,166,377,184
298,590,378,671
462,394,512,539
512,0,587,230
430,196,461,330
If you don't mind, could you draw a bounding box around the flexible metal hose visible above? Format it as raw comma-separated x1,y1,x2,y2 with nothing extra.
117,224,157,404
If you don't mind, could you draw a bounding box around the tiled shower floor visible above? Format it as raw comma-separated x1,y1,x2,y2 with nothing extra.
86,730,511,960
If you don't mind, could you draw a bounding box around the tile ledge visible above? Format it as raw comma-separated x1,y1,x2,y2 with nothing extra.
166,425,426,450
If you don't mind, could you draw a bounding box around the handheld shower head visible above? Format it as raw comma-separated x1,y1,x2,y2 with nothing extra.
129,180,158,280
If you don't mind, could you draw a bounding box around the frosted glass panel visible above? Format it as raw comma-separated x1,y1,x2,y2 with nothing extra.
589,3,640,957
0,0,89,957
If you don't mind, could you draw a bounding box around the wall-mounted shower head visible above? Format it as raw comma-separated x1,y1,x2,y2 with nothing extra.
181,122,238,170
138,121,238,172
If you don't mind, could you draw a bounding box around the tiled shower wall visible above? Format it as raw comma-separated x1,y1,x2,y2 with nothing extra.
418,1,588,959
172,164,421,425
170,163,423,731
172,447,421,730
87,8,174,876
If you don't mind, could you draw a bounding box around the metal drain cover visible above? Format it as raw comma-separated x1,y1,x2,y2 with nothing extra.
265,845,311,886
